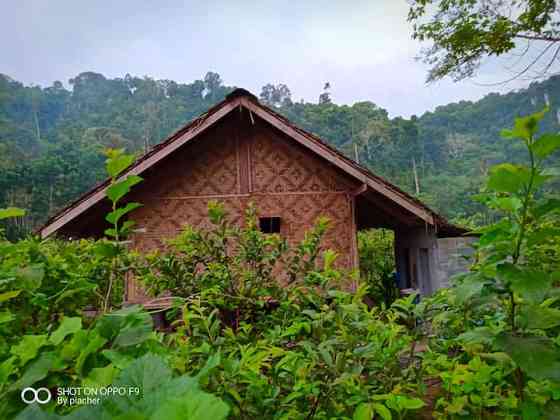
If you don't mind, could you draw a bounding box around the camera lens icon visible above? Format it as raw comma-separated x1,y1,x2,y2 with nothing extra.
21,387,52,404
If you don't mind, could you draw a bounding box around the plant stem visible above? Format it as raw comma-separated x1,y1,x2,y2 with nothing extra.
509,137,537,333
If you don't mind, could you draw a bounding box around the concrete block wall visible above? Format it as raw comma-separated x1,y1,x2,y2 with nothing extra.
434,237,477,289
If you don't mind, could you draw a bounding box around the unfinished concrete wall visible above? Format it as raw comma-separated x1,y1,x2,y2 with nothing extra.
394,227,439,295
434,237,476,288
395,229,476,295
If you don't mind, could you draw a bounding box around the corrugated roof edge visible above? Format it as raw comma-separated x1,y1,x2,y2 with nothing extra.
38,88,470,238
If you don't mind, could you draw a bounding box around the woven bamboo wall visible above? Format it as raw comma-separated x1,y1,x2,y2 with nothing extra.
127,113,359,303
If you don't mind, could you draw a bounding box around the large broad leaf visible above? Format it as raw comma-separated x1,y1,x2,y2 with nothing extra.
497,264,551,303
17,265,45,291
495,334,560,381
106,176,143,204
518,305,560,330
93,241,120,258
112,321,154,348
75,332,107,377
106,202,143,225
15,405,58,420
457,327,494,345
105,306,154,348
96,305,148,341
82,364,117,388
50,317,82,345
10,335,48,365
106,150,135,178
487,163,530,194
11,352,65,390
453,277,484,304
501,109,547,140
149,391,230,420
0,207,25,220
103,354,201,416
533,133,560,159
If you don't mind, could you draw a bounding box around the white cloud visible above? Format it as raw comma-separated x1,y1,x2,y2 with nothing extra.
1,0,538,117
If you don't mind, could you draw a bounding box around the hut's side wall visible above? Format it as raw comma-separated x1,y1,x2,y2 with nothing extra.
126,114,359,303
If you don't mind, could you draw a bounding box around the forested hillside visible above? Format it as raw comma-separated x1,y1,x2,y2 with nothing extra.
1,70,559,236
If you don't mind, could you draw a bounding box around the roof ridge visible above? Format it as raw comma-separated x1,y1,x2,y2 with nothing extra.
39,89,466,238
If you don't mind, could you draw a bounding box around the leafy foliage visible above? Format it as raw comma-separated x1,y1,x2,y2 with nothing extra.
1,93,560,419
408,0,560,82
358,229,398,307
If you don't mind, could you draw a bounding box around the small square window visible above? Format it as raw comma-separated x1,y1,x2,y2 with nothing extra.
259,217,281,234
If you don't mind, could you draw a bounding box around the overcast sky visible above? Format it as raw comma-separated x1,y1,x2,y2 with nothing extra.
1,0,534,117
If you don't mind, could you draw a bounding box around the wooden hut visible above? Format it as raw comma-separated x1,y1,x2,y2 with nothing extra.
39,88,470,305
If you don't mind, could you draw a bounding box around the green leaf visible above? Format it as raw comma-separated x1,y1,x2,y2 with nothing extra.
0,207,25,220
453,278,484,304
83,364,117,388
76,332,108,377
10,335,48,365
150,392,230,420
487,163,530,193
0,289,21,303
0,310,14,324
195,353,221,381
0,356,17,384
94,242,120,258
533,133,560,159
112,309,154,348
11,352,65,390
373,403,392,420
106,202,143,225
318,344,334,368
497,264,551,303
101,349,134,370
353,403,374,420
50,317,82,345
501,109,547,140
399,397,425,410
17,265,45,291
526,227,560,247
458,327,494,345
519,305,560,330
521,401,541,420
106,176,143,204
495,334,560,381
106,150,135,178
534,198,560,218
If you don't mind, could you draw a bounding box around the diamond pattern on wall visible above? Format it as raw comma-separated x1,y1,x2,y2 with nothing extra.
127,115,358,303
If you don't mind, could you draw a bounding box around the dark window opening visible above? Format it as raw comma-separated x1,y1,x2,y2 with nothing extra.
259,217,281,234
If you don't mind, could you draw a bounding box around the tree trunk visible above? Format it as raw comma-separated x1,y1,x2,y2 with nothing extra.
412,157,420,195
33,111,41,142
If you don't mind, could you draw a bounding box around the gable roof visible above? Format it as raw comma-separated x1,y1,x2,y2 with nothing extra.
39,88,466,239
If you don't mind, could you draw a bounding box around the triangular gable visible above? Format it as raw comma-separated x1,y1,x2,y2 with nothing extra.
39,88,457,239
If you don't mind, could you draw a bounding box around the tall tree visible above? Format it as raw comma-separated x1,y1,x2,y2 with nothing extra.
319,82,332,104
259,84,292,107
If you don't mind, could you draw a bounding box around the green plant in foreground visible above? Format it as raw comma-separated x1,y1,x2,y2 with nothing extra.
442,108,560,417
98,148,143,313
15,354,229,420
